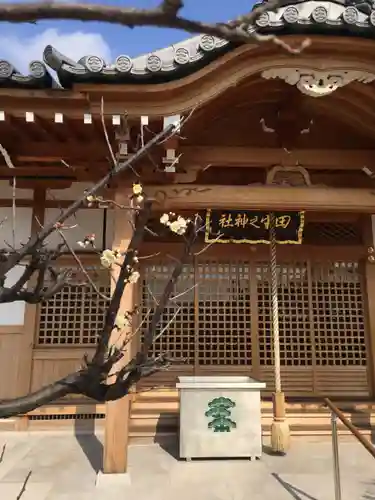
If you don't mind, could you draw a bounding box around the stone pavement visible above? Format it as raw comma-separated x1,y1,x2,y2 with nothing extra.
0,432,374,500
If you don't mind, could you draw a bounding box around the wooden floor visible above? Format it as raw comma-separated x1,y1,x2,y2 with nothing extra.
5,390,375,440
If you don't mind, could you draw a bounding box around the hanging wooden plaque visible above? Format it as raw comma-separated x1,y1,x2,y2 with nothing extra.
204,210,305,244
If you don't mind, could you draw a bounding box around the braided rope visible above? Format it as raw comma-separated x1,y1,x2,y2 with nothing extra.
270,212,281,393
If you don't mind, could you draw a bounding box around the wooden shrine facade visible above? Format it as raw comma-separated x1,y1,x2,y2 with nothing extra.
15,209,367,400
135,208,369,398
141,257,367,398
3,2,375,447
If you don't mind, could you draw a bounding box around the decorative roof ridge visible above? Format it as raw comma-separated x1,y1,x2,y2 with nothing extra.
0,58,59,89
2,0,375,90
39,0,375,88
276,0,374,15
41,33,230,88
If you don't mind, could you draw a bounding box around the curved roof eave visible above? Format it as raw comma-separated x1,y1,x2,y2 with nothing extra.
1,0,375,90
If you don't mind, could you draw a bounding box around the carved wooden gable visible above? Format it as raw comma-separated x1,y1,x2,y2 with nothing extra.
184,81,375,149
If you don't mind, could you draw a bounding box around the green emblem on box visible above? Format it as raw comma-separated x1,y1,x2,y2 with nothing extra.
205,396,236,432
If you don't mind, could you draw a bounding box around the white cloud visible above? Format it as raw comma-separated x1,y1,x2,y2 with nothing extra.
0,28,112,73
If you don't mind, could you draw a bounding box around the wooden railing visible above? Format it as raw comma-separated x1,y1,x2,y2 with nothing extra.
324,398,375,500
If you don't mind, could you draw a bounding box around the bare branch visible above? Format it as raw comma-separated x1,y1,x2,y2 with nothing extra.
146,283,159,306
194,233,223,256
0,1,309,53
100,96,116,168
159,0,183,16
0,123,176,278
138,252,161,260
41,268,71,300
153,306,181,344
170,282,198,301
141,220,199,359
0,144,17,247
0,143,15,169
56,229,111,302
11,176,16,249
91,201,152,366
0,212,202,416
113,308,152,361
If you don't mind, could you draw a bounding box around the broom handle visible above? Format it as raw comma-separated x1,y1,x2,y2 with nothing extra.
270,212,281,394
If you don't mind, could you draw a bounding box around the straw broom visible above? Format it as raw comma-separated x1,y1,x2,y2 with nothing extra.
270,212,290,454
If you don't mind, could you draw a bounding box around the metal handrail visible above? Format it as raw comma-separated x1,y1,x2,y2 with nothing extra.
324,397,375,500
324,398,375,458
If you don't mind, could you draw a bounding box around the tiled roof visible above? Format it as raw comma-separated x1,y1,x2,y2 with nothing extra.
0,0,374,90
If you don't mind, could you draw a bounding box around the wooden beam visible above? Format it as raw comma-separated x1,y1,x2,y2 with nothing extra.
140,242,365,262
146,184,375,212
6,145,375,170
15,179,74,190
0,166,77,177
14,147,108,162
180,147,375,170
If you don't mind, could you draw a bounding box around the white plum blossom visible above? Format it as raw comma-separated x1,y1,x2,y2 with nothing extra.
132,183,143,195
100,249,118,268
77,233,96,248
114,313,133,330
170,216,189,235
128,270,140,284
86,194,102,207
160,212,190,235
160,213,169,225
115,314,127,330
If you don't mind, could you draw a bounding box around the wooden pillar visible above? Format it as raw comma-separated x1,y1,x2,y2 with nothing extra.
19,188,46,396
361,215,375,397
103,189,136,474
12,188,46,430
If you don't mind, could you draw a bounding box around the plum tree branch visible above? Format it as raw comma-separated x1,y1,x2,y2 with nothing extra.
0,1,309,53
0,207,201,417
92,200,152,367
0,123,175,284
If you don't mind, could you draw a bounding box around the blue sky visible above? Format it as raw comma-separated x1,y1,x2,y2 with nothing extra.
0,0,256,72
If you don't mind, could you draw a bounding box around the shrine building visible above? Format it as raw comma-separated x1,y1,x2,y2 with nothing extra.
1,0,375,443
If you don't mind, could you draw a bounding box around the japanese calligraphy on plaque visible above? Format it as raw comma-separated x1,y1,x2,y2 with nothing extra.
204,210,305,244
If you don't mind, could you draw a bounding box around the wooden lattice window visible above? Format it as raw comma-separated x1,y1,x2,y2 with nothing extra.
196,261,251,366
141,258,366,371
257,262,312,367
311,261,366,366
142,263,195,364
303,222,362,245
37,266,110,346
141,260,252,366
